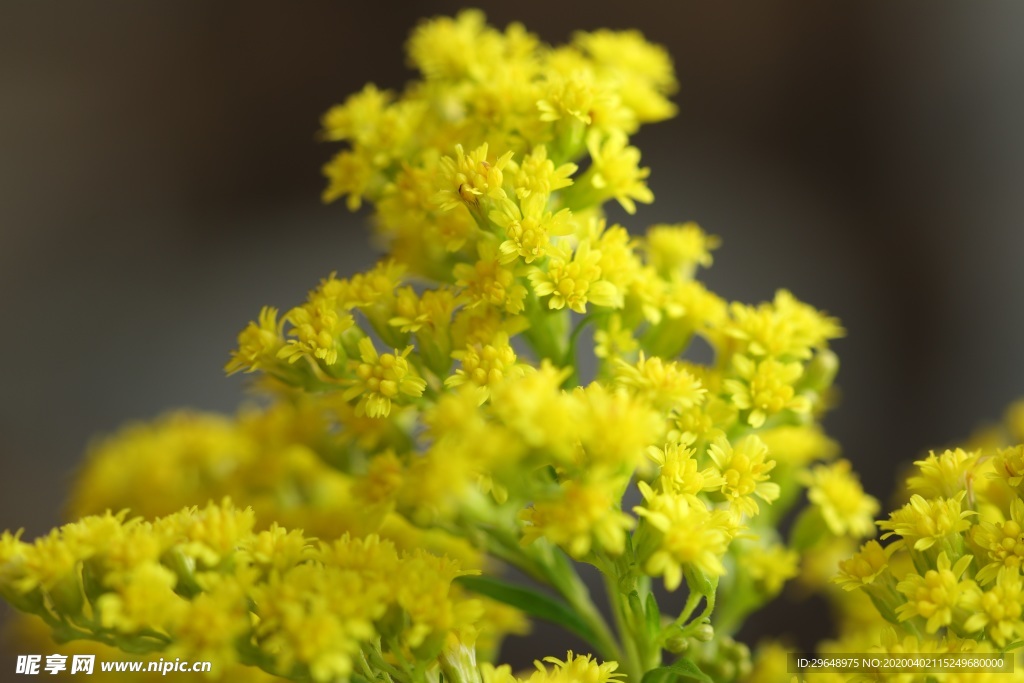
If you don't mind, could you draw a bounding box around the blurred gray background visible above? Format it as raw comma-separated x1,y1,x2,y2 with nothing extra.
2,0,1024,668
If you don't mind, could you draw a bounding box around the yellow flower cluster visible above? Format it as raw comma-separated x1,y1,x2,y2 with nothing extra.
0,501,501,683
3,11,858,683
775,404,1024,683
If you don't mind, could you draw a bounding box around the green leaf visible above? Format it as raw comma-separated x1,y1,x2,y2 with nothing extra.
645,591,661,639
455,575,603,653
641,659,713,683
628,590,645,624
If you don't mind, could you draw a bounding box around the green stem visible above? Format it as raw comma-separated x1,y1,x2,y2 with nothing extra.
604,575,644,682
481,525,622,663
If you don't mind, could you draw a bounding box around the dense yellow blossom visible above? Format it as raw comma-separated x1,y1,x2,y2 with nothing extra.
879,492,975,551
801,459,879,538
894,552,973,633
707,435,779,517
3,11,863,683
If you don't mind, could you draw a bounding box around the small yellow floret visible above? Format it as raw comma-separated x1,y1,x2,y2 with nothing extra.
343,338,426,418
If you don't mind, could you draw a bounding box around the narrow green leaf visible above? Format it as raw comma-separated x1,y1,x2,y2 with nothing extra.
644,591,661,638
455,575,602,652
628,590,645,625
641,658,713,683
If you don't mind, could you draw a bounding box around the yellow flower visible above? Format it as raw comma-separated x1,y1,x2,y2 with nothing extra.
407,9,504,82
614,353,705,412
758,425,838,467
647,439,723,499
226,306,285,375
593,314,638,360
991,445,1024,487
645,222,720,280
168,500,257,567
724,291,843,360
446,333,529,403
962,566,1024,647
707,435,779,517
971,497,1024,585
537,70,633,134
454,243,529,315
528,239,622,313
582,132,652,214
894,552,973,633
634,482,738,588
834,540,894,591
801,460,880,538
745,543,799,595
520,479,634,559
724,355,810,428
575,383,665,470
525,652,624,683
511,145,577,200
343,337,426,418
489,192,575,265
879,492,975,551
908,448,981,499
96,561,186,634
436,143,513,212
276,273,356,367
572,29,677,123
320,84,391,143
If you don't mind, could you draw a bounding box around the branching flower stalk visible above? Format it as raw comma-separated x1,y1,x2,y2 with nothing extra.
0,11,881,683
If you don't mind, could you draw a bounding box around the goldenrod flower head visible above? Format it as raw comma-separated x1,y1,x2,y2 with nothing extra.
344,337,426,418
725,355,810,428
407,9,506,82
879,492,975,551
520,479,634,559
242,524,313,572
526,652,624,683
322,149,376,209
512,145,577,200
634,482,738,588
647,440,723,498
489,192,575,265
455,243,529,315
801,459,880,538
707,435,779,518
614,353,705,412
446,332,528,403
908,448,981,499
971,497,1024,585
529,239,622,314
645,223,720,280
582,133,652,214
592,224,643,290
962,566,1024,646
834,540,894,591
226,306,285,375
168,499,257,567
724,291,842,361
745,543,800,596
575,383,665,469
758,425,839,467
894,551,973,633
96,561,186,633
436,143,513,212
991,445,1024,488
321,84,392,143
537,69,633,134
276,272,357,367
591,314,636,362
